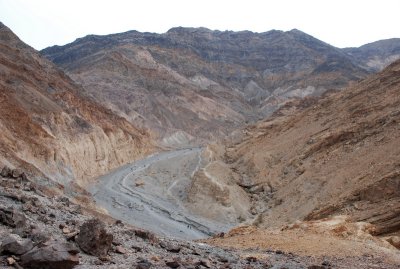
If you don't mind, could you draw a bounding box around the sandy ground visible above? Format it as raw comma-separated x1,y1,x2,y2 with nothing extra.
205,224,400,268
89,148,232,240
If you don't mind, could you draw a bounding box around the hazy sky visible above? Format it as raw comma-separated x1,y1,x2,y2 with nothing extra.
0,0,399,50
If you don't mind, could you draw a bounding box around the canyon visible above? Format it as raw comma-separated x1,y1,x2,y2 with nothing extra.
1,21,400,268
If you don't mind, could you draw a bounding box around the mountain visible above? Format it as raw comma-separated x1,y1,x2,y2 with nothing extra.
41,27,369,146
198,59,400,236
0,22,153,187
1,23,400,268
344,38,400,71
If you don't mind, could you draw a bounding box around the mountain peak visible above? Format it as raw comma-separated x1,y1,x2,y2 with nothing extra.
166,26,214,34
288,28,303,33
0,21,30,49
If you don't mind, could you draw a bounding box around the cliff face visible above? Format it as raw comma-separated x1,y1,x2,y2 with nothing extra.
203,59,400,235
0,22,153,186
42,28,371,145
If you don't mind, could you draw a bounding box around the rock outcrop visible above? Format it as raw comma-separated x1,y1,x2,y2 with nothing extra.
0,22,153,186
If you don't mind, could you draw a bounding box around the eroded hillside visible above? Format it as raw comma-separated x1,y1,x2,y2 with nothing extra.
197,59,400,236
0,22,153,187
42,27,372,146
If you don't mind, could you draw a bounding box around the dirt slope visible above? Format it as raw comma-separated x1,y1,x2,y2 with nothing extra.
0,22,153,187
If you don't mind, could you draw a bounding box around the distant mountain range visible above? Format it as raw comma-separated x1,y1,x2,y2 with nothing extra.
41,27,400,146
344,38,400,71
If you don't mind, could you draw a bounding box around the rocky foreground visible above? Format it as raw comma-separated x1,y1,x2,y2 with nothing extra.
0,167,371,269
1,166,400,269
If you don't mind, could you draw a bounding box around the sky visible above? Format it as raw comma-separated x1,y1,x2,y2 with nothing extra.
0,0,399,50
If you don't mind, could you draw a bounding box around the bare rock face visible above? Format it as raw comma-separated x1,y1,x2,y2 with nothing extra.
20,241,79,269
0,234,34,255
76,218,113,257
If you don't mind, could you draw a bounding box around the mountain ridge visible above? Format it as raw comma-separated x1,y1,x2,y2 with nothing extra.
41,26,385,146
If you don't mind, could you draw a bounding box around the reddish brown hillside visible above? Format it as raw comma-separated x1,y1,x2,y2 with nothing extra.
200,59,400,236
0,22,153,186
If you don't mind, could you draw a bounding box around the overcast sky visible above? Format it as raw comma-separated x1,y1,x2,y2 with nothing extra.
0,0,399,50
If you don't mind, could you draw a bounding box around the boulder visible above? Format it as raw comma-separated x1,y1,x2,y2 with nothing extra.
165,259,181,268
11,168,24,178
0,234,34,255
115,245,127,254
1,166,12,177
0,206,27,228
134,228,158,242
0,166,12,177
159,241,181,253
76,218,113,257
387,236,400,249
136,258,152,269
20,241,79,269
30,229,51,244
6,257,16,266
196,259,212,268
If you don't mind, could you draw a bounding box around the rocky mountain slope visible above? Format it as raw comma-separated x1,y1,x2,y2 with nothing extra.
42,27,372,146
0,22,153,187
200,59,400,238
344,38,400,71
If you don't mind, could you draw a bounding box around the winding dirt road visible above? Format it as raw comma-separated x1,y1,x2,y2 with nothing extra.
89,148,231,239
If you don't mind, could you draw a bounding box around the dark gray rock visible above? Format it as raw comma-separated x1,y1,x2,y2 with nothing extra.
0,206,27,228
136,258,152,269
159,241,181,253
76,218,113,257
197,258,212,268
134,229,157,242
29,229,51,244
165,259,181,268
11,168,24,178
0,234,34,255
20,241,79,269
1,166,12,177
